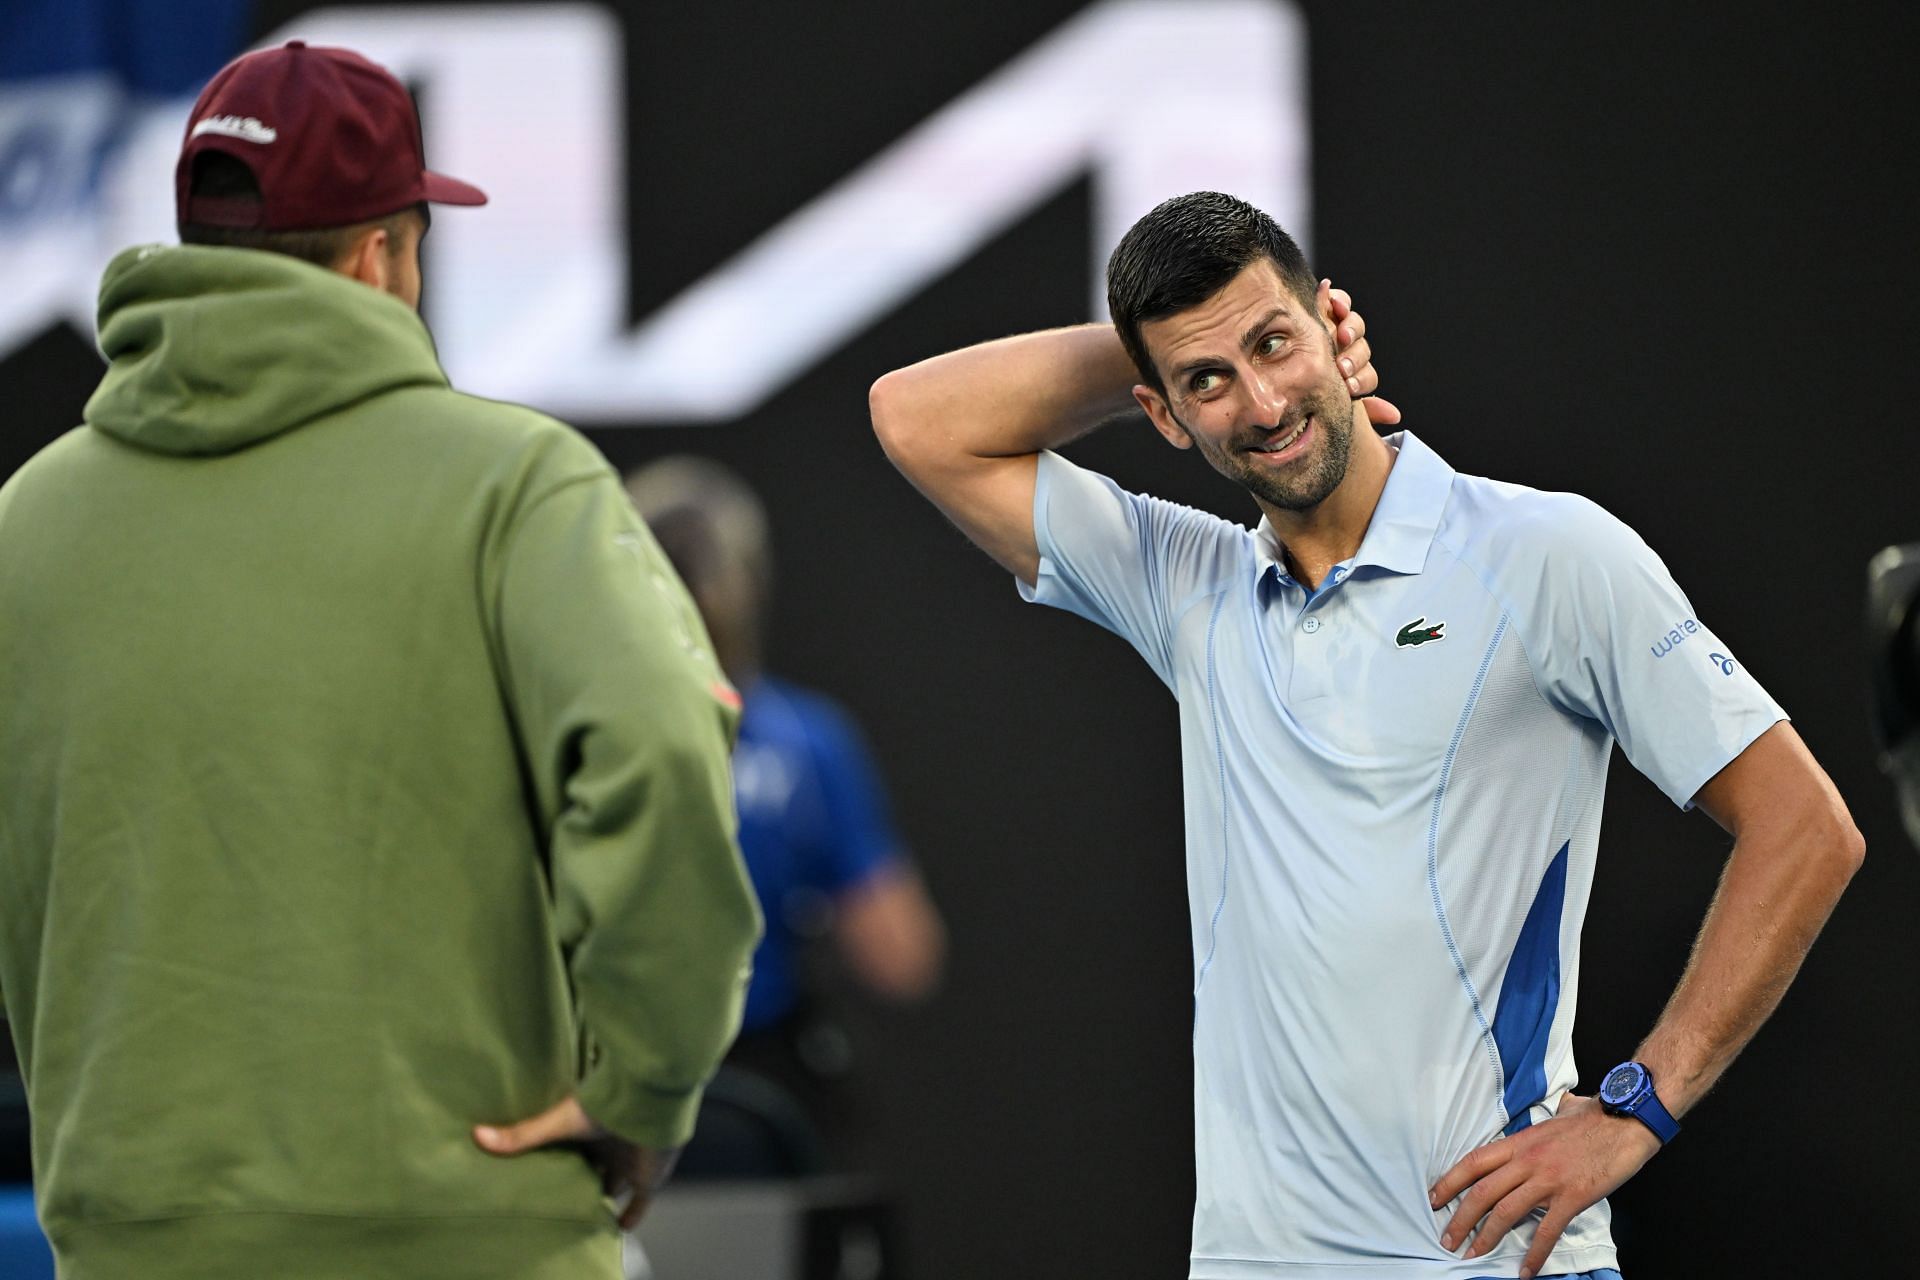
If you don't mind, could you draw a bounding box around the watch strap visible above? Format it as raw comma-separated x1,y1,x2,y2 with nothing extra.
1628,1086,1681,1144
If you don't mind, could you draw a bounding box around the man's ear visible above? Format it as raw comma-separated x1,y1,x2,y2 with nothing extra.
336,226,392,293
1133,384,1193,451
1314,277,1337,333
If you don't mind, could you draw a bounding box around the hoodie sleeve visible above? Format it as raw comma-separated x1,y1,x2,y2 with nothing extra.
492,466,761,1148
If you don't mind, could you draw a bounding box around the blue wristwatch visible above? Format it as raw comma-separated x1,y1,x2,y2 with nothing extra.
1597,1061,1680,1144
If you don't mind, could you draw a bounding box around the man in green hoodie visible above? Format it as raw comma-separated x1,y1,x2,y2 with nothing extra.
0,41,761,1280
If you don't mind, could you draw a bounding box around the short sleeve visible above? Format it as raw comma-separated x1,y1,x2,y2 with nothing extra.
1018,450,1246,688
801,701,903,896
1515,497,1787,810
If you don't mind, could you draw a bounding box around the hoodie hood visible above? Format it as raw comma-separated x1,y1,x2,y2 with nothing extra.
84,244,449,456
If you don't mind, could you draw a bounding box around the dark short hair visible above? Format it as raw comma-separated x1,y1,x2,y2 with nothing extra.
178,151,421,269
624,456,771,603
1105,191,1318,389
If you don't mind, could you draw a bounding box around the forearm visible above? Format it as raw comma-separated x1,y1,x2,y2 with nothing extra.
869,323,1138,465
1634,804,1862,1115
1428,731,1862,1274
836,864,946,1002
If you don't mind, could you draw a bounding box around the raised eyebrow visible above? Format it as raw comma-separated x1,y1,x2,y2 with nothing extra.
1238,307,1289,353
1170,355,1227,386
1169,307,1294,386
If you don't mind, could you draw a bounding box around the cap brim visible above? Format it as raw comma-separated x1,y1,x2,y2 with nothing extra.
421,171,488,207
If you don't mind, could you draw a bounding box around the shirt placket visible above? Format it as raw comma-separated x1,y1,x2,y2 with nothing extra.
1288,564,1352,704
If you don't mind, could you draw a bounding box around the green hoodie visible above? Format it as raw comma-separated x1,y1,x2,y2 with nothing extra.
0,246,761,1279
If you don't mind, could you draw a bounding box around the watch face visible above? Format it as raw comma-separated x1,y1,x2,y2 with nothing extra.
1602,1064,1644,1104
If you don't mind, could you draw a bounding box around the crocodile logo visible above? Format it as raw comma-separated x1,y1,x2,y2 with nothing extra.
1395,617,1446,648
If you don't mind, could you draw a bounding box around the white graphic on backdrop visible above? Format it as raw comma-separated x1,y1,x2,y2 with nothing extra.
0,1,1308,424
0,75,192,359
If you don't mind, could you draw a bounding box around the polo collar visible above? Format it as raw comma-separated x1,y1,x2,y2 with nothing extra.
1253,429,1456,584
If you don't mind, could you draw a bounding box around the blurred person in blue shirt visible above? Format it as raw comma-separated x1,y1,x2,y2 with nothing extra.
625,457,945,1172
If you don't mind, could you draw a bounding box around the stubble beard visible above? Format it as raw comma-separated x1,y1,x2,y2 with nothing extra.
1197,376,1356,513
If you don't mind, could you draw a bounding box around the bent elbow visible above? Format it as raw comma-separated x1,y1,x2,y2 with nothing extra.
869,368,933,475
869,370,907,452
1809,798,1866,888
1836,816,1866,879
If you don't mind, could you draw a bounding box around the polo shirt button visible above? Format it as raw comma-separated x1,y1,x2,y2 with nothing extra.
1302,617,1321,634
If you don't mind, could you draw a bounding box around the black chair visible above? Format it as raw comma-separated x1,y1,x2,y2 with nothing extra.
673,1065,826,1181
0,1069,28,1184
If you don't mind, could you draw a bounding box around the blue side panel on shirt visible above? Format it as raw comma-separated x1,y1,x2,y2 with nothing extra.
1,0,251,93
1491,840,1569,1135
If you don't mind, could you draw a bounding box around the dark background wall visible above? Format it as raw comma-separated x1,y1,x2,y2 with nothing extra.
4,3,1913,1276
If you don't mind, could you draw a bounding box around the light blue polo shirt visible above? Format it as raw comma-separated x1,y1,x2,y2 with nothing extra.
1020,430,1784,1280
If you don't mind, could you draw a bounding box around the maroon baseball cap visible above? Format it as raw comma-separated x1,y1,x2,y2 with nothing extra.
176,40,487,231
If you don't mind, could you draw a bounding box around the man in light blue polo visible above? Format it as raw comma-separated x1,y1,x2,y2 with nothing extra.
868,191,1863,1280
